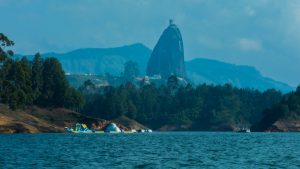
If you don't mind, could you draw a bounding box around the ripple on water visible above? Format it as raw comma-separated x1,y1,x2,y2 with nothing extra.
0,132,300,168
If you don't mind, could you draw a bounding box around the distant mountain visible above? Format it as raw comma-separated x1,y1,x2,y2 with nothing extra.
27,43,151,75
17,43,293,92
185,58,293,92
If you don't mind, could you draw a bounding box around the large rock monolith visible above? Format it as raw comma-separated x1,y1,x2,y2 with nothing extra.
146,20,185,79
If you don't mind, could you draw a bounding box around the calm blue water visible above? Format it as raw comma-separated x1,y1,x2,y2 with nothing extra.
0,132,300,168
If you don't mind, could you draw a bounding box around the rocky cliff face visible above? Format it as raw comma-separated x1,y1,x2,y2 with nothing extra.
146,20,185,79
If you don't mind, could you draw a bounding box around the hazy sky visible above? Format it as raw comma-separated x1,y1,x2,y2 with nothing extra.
1,0,300,86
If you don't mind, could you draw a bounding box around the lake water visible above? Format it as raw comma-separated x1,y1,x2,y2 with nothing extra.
0,132,300,168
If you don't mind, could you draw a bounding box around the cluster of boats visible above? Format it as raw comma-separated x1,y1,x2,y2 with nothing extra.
64,123,152,134
65,123,250,134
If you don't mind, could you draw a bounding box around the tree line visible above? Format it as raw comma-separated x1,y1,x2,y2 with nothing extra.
253,86,300,131
80,76,283,130
0,34,84,110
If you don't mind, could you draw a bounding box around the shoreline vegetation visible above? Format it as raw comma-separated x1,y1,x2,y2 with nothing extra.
1,34,300,133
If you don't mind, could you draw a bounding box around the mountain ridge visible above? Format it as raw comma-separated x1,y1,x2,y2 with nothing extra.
186,58,293,92
16,43,294,92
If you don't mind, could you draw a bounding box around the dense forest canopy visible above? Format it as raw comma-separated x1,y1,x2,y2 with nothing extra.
80,76,283,130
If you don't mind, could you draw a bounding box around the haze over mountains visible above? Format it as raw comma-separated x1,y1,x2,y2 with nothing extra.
185,59,292,92
14,20,293,92
37,43,151,76
4,1,300,87
17,43,293,93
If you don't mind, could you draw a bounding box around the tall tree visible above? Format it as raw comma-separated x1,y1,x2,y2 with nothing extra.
0,33,14,104
1,57,34,109
0,33,14,63
32,53,44,102
19,57,34,105
40,57,69,107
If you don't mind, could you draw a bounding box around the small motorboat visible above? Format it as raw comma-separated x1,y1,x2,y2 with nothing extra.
137,129,145,133
145,129,153,133
237,128,251,133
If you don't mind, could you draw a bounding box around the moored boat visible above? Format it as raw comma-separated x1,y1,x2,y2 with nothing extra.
237,128,251,133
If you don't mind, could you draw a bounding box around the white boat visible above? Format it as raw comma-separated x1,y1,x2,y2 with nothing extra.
237,128,251,133
145,129,153,133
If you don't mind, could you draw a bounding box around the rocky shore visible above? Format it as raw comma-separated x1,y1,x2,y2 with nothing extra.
1,103,300,133
263,119,300,132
